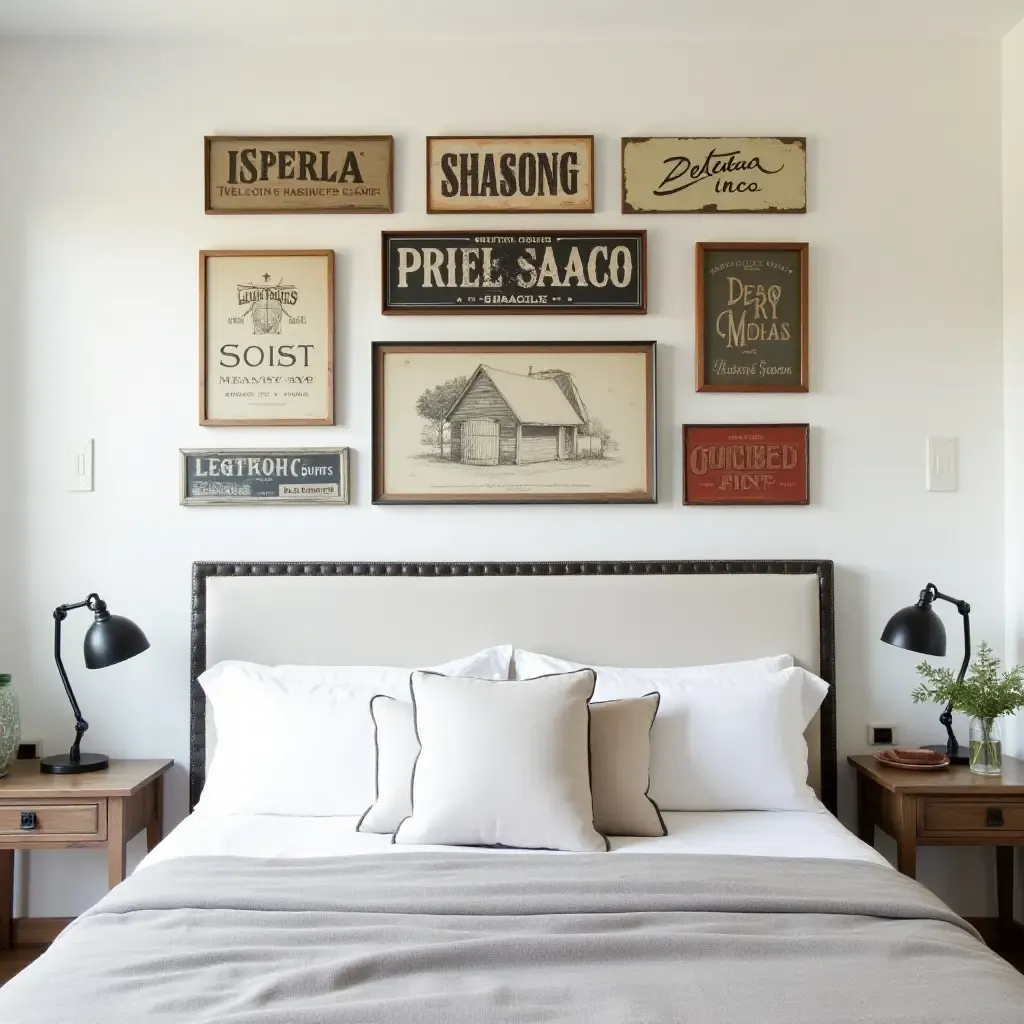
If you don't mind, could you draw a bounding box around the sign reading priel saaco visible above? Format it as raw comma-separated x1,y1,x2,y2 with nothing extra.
180,448,349,505
205,136,393,213
382,231,645,314
427,136,593,213
622,137,806,213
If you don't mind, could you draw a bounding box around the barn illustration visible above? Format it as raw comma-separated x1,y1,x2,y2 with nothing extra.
444,365,590,466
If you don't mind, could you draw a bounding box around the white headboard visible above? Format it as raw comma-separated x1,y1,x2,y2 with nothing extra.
189,561,836,813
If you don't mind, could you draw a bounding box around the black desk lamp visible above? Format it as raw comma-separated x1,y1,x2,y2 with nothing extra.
41,594,150,775
880,582,970,764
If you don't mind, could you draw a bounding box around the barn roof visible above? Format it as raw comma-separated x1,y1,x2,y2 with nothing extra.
472,366,584,426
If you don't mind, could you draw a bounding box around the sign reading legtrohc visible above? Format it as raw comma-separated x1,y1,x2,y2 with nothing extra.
622,137,806,214
199,250,335,425
427,136,594,213
683,425,809,506
382,231,645,314
205,136,393,213
180,448,349,505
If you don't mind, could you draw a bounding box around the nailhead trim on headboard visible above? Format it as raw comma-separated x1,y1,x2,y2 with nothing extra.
190,560,837,815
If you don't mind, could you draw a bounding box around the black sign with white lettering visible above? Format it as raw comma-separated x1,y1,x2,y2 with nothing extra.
180,448,349,505
382,231,646,315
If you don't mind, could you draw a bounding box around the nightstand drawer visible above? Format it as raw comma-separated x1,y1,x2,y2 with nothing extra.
921,798,1024,835
0,802,103,840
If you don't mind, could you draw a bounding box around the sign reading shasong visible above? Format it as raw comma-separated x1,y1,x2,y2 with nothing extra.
382,230,645,315
205,136,393,213
427,136,593,213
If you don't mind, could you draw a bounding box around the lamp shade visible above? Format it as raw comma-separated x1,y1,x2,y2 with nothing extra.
880,602,946,657
83,613,150,670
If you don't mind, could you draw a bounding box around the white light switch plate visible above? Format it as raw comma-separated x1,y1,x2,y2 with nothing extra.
64,439,94,491
926,437,957,492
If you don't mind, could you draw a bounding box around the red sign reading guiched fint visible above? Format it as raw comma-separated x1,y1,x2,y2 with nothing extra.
683,424,809,506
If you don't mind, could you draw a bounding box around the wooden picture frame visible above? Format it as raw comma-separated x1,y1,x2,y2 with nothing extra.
180,448,350,505
199,250,335,426
372,341,656,504
204,135,393,214
426,135,594,214
380,230,646,315
683,424,809,505
695,241,808,393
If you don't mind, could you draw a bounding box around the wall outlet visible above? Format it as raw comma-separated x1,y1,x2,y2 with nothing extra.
17,741,41,760
867,723,897,746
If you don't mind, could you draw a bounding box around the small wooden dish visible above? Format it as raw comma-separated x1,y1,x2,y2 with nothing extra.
875,749,950,771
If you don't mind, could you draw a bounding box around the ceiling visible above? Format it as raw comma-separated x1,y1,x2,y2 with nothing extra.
1,0,1024,41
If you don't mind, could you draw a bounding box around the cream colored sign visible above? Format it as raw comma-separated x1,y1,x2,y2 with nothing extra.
205,136,392,213
622,137,806,213
427,136,594,213
200,251,334,425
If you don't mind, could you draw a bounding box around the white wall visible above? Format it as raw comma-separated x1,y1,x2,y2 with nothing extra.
0,37,1006,917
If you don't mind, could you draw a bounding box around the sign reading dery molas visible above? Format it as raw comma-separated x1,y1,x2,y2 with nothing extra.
382,231,646,313
205,136,393,213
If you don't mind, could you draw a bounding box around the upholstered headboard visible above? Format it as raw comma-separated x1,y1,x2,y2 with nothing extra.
189,560,836,813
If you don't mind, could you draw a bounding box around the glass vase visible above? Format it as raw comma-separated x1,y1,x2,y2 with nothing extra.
0,675,20,778
969,716,1002,776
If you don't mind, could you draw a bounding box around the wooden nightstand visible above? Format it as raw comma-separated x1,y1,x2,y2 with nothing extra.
0,758,172,950
849,753,1024,935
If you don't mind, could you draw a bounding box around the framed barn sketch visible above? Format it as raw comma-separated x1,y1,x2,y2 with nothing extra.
372,341,656,504
199,250,335,425
695,241,808,393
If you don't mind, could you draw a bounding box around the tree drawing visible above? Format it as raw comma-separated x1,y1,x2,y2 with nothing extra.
577,417,615,458
416,376,467,456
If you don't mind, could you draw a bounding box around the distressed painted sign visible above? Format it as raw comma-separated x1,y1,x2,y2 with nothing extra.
205,136,393,213
622,136,806,213
696,242,808,392
426,136,594,213
382,230,645,314
180,448,349,505
683,425,809,505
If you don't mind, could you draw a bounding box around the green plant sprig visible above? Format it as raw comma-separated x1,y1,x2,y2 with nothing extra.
911,641,1024,721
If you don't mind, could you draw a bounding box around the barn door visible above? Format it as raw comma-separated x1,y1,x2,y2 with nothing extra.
462,419,499,465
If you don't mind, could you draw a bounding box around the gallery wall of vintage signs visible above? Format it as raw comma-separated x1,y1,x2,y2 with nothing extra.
188,133,809,508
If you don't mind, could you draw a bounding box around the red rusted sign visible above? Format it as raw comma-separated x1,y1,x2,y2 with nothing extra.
683,424,809,505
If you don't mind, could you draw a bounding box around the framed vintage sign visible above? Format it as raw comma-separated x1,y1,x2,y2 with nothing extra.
205,135,393,214
180,448,349,505
695,242,808,393
621,137,806,214
683,425,809,506
199,250,334,426
372,341,656,504
426,136,594,213
381,230,645,315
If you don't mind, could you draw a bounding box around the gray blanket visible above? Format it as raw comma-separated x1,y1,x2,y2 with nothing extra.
1,853,1021,1023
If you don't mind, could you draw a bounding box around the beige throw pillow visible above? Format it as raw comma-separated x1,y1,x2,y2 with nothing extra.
392,669,607,852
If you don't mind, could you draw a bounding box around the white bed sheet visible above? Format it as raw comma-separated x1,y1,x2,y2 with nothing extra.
138,805,887,870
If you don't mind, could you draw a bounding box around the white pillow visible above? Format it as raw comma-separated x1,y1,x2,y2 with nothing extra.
196,646,512,817
393,669,608,852
359,692,665,837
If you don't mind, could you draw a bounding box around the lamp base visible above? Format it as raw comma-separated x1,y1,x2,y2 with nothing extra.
920,743,970,766
40,753,109,775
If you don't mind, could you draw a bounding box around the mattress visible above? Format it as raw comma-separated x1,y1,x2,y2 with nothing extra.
138,804,887,869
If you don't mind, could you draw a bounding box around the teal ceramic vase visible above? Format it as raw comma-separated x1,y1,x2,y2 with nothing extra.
0,675,20,777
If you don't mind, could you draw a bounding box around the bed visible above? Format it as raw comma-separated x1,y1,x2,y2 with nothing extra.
0,559,1021,1023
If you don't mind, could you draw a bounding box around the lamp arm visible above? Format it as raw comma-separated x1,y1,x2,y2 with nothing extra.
922,584,971,758
53,597,103,764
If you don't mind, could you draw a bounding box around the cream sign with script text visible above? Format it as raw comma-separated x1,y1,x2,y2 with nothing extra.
621,137,806,213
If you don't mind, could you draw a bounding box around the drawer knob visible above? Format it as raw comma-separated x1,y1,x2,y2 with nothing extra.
986,807,1005,828
19,811,37,831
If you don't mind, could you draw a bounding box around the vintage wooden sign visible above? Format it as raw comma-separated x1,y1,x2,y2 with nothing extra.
622,137,806,214
696,242,808,392
683,425,809,506
205,136,393,213
180,448,349,505
382,230,645,315
426,136,594,213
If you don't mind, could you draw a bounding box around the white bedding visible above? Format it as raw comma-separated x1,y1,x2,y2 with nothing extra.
138,805,887,870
